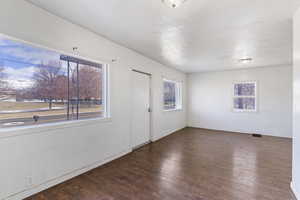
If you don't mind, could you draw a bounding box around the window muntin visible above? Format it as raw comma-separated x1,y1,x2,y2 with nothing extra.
0,35,108,129
163,79,182,111
233,82,256,112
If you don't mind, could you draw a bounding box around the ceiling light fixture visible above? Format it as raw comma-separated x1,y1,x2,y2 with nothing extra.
162,0,187,8
238,58,253,63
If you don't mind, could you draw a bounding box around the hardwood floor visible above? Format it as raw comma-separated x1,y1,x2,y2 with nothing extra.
26,128,294,200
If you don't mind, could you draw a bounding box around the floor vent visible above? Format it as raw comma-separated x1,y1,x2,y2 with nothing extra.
252,134,262,138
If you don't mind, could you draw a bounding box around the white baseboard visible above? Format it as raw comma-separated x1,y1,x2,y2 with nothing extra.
4,127,185,200
187,125,292,138
151,126,185,142
291,182,299,200
4,149,132,200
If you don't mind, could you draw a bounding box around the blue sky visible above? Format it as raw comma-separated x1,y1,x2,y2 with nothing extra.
0,36,62,89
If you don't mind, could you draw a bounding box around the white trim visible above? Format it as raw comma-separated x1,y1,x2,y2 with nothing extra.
186,125,292,138
151,126,185,142
163,108,183,112
130,69,153,148
291,182,300,200
161,75,183,83
0,117,112,139
0,33,111,64
103,63,111,118
0,33,111,133
3,149,132,200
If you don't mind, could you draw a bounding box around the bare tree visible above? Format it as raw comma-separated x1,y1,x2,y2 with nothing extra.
16,86,39,101
78,66,102,106
53,75,68,102
33,61,63,109
31,62,102,111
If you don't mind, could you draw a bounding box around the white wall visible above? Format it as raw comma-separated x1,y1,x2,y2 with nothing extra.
292,7,300,199
0,1,187,199
188,66,292,138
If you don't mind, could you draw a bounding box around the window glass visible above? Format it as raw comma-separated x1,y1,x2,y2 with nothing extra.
234,83,255,96
233,82,256,112
164,81,176,110
0,35,107,129
234,97,255,110
78,64,103,119
163,79,182,111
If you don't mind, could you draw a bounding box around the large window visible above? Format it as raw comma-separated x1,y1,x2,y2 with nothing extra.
0,35,108,129
163,79,182,111
233,81,256,112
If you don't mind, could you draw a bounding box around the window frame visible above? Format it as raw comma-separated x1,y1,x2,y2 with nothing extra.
232,81,257,113
0,33,111,132
163,78,183,111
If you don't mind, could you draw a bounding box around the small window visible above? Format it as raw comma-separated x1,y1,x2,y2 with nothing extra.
0,35,109,129
233,81,257,112
163,79,182,111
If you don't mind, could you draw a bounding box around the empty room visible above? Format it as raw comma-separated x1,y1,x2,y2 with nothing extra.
0,0,300,199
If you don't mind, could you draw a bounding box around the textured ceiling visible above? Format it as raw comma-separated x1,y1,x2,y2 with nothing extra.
27,0,299,73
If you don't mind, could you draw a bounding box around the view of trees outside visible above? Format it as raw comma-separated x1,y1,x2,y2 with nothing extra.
233,83,256,110
0,36,103,128
234,97,255,110
164,80,176,110
234,83,255,96
78,65,102,117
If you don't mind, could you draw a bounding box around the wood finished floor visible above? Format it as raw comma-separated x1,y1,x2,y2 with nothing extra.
26,128,294,200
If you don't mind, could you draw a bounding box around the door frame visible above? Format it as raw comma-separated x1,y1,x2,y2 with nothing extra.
130,69,153,149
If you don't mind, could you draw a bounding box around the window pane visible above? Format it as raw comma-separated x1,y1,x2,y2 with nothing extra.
78,64,103,119
0,35,106,129
68,62,78,120
0,37,69,128
234,97,256,110
234,83,255,96
164,81,176,110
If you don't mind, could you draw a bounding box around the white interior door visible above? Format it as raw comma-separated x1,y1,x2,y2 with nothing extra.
131,71,151,149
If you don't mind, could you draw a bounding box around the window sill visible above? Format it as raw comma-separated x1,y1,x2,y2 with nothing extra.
163,108,183,112
233,109,257,113
0,117,112,139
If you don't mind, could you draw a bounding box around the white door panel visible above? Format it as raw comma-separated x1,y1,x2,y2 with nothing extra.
131,71,150,148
